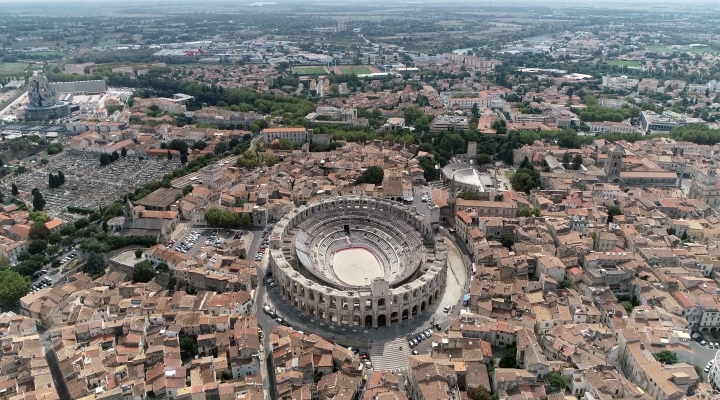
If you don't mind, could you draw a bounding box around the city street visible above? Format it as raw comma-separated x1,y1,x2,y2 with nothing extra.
690,340,718,380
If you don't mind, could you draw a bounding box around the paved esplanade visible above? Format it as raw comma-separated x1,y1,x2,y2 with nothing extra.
264,235,467,372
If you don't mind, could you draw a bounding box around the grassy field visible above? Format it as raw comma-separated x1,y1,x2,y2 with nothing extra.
338,66,375,75
0,62,30,75
606,59,639,68
293,66,327,75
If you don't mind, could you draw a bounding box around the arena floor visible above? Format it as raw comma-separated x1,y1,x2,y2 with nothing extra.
332,248,383,286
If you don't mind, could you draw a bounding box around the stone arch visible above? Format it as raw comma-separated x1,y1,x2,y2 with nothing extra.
353,315,361,326
390,312,399,324
402,309,409,320
428,295,434,305
365,315,373,327
378,298,386,307
329,311,337,323
421,301,426,311
434,290,439,300
341,314,350,325
377,314,387,327
412,305,418,316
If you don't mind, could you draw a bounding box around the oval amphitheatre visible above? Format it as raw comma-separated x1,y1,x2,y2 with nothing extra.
268,196,448,328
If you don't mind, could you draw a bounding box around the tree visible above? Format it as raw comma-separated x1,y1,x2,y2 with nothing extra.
111,151,120,161
666,227,676,236
11,183,18,197
180,335,198,359
560,279,573,289
518,207,541,217
180,153,188,164
654,351,678,364
623,303,634,312
606,206,623,223
278,139,293,150
239,213,252,228
562,152,571,167
501,235,514,250
214,141,230,155
167,151,173,160
572,154,583,170
74,218,90,230
135,249,144,258
133,260,156,283
121,147,127,157
510,168,541,194
547,372,566,390
46,245,60,256
30,211,51,224
84,252,106,275
103,202,125,221
29,223,50,241
264,153,277,167
28,240,48,255
681,230,690,241
457,191,481,200
237,150,259,169
355,166,384,185
498,346,517,368
168,139,189,155
99,153,111,166
0,270,31,305
471,103,480,118
32,191,45,211
204,208,239,229
475,154,492,165
468,386,492,400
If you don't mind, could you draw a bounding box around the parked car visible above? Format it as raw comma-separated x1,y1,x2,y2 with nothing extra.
408,340,415,348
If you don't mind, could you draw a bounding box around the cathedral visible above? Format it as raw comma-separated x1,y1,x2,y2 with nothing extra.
106,200,179,243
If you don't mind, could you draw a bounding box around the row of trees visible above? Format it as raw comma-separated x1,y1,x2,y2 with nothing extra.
48,171,65,189
204,208,252,229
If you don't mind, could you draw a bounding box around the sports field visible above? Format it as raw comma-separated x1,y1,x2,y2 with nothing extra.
0,62,29,74
605,60,639,68
335,66,378,75
293,66,327,75
646,45,718,55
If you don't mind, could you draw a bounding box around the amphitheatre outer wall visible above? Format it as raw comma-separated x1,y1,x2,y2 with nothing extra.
268,196,448,328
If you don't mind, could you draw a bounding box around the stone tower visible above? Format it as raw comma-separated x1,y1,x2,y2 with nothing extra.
604,146,623,179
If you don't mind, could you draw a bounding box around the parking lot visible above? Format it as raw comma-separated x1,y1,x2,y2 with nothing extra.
169,228,246,257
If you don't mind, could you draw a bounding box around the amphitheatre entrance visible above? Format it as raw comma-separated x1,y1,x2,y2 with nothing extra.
332,247,383,286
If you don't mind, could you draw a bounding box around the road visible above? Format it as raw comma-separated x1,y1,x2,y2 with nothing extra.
690,340,718,380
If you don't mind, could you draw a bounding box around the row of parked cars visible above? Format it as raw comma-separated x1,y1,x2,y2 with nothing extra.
59,251,77,265
408,328,435,348
31,276,52,293
255,239,270,261
706,359,715,373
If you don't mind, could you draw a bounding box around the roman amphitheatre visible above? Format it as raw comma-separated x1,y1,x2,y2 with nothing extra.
268,196,448,328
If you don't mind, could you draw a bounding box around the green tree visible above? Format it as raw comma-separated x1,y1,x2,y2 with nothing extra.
111,151,120,161
264,153,277,167
204,208,239,229
623,303,634,312
29,223,50,241
518,207,541,217
572,154,583,170
27,240,48,255
74,218,90,230
11,183,18,197
103,202,125,221
560,279,573,289
180,336,198,360
606,206,623,223
46,245,60,256
132,260,156,283
510,169,540,194
239,213,252,228
681,230,689,241
278,139,293,150
654,351,678,364
237,150,259,169
99,153,111,166
180,153,188,164
666,227,676,236
457,191,481,200
355,166,384,185
135,249,143,258
29,211,51,224
547,372,566,390
499,346,517,368
121,147,127,157
167,151,173,160
475,154,492,165
501,235,514,250
468,386,492,400
0,269,32,305
32,191,45,211
84,252,106,275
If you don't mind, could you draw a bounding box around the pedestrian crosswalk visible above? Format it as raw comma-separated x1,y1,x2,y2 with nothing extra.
369,338,410,372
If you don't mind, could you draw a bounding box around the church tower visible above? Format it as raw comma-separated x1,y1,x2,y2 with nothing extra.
604,146,623,179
